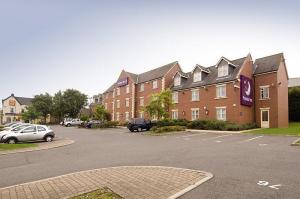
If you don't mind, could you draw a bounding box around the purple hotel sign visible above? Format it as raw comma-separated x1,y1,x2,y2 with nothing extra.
240,75,253,106
117,77,128,87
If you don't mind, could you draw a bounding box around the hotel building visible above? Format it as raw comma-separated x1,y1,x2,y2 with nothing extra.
102,53,288,128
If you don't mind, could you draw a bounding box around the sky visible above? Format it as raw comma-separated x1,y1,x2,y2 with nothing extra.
0,0,299,103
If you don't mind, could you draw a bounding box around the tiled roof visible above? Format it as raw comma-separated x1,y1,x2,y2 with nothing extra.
103,61,178,93
254,53,283,75
288,77,300,87
2,94,33,106
137,61,178,83
172,57,246,91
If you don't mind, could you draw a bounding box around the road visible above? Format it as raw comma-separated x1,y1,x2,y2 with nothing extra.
0,126,299,199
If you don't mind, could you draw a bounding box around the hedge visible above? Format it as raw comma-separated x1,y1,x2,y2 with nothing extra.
152,119,256,131
151,125,187,134
91,121,119,129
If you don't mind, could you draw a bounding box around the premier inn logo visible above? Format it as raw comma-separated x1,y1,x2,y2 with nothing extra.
240,75,253,106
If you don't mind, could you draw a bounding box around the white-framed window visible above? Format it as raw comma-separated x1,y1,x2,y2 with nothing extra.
139,111,144,118
105,103,108,109
193,71,202,82
116,100,120,108
191,89,199,101
126,85,130,94
174,76,181,86
125,112,130,121
116,88,120,96
116,112,120,121
216,84,226,98
172,92,178,103
218,65,228,77
153,80,158,89
216,107,226,121
125,98,130,107
191,108,200,121
140,83,144,92
171,110,178,119
140,97,144,106
260,86,270,99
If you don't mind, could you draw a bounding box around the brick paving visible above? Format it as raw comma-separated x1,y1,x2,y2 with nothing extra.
0,138,74,156
0,166,212,199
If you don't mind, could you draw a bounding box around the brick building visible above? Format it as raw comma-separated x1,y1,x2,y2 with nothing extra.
102,53,288,128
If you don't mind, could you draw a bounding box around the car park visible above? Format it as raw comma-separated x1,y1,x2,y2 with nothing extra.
0,125,55,144
127,118,152,132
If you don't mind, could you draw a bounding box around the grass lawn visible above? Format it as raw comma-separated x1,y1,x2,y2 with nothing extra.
0,143,37,151
246,122,300,136
69,188,122,199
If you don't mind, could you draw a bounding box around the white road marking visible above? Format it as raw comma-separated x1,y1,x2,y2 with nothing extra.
257,181,269,186
203,134,232,141
259,144,268,146
269,184,281,190
240,136,263,143
176,133,207,139
215,140,222,143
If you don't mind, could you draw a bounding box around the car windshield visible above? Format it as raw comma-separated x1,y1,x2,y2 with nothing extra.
11,123,22,128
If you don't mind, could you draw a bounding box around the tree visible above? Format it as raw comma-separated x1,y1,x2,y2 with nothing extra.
93,105,109,121
21,105,41,123
31,93,53,123
52,91,66,122
289,87,300,121
144,89,173,120
63,89,87,118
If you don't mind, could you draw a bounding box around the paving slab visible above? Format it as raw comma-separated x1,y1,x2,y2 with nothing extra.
0,166,213,199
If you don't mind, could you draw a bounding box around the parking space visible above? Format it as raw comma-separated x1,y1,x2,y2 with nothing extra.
0,126,299,199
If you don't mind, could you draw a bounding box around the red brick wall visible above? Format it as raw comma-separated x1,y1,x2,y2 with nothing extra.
236,55,255,124
164,63,182,89
254,72,278,128
277,61,289,127
173,82,241,123
135,78,162,118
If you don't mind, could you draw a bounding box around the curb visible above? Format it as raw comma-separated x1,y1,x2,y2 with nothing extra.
291,138,300,146
0,138,74,156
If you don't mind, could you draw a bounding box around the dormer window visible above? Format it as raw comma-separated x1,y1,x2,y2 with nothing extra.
218,65,228,77
174,76,181,86
193,71,202,82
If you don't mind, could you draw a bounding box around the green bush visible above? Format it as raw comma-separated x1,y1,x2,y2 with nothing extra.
187,120,256,131
155,119,189,127
80,115,89,122
151,125,186,134
0,125,4,131
91,121,119,129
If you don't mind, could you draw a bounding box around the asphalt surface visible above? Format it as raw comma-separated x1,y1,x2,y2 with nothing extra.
0,126,299,199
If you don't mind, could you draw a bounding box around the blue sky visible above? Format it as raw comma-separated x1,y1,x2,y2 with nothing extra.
0,0,299,102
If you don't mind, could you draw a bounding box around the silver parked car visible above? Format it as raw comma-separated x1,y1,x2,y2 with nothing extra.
0,125,55,144
64,119,83,127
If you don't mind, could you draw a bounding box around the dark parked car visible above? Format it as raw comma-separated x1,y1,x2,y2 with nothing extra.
127,118,152,132
86,120,102,128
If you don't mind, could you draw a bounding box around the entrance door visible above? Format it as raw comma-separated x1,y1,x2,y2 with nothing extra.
261,109,270,128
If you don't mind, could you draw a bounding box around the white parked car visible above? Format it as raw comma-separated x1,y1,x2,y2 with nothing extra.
0,125,55,144
64,119,83,127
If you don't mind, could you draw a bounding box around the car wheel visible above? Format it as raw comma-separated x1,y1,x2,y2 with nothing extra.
45,136,53,142
129,129,134,132
66,123,71,127
7,138,17,144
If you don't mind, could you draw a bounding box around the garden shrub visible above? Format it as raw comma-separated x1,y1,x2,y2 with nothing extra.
151,125,186,134
187,120,256,131
91,121,119,129
155,119,189,127
0,125,4,131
